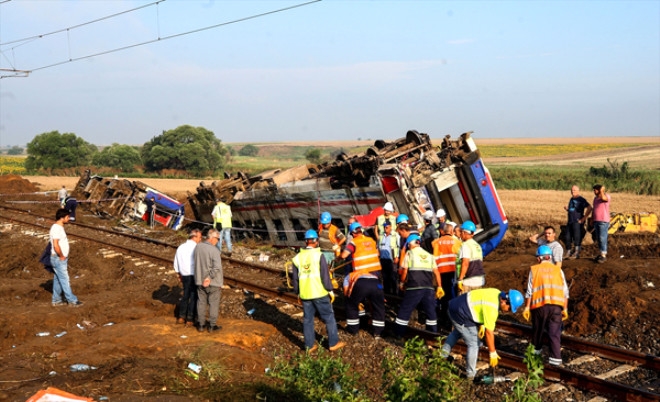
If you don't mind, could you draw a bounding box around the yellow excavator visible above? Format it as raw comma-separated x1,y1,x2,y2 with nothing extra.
607,213,658,234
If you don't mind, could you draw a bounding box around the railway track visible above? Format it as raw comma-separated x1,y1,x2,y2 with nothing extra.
1,205,658,401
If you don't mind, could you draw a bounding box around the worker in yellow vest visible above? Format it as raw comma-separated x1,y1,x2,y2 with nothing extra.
211,198,233,257
522,245,569,366
340,222,385,339
395,234,443,336
291,229,345,352
375,202,396,242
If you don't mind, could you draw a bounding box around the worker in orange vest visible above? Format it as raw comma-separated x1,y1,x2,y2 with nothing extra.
340,222,385,339
522,245,569,366
317,211,346,267
432,223,461,328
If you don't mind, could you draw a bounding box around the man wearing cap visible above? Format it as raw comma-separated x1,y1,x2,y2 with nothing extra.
522,245,569,366
340,222,386,338
441,288,524,380
317,211,346,267
194,229,224,333
420,210,438,253
375,202,396,242
378,220,399,295
432,223,461,327
457,221,485,294
395,234,442,336
292,229,345,352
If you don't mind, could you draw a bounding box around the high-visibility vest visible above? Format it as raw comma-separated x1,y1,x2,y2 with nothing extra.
318,224,341,245
377,214,395,235
404,247,436,290
461,238,484,278
292,248,328,300
466,288,501,331
432,235,457,274
530,262,567,309
345,235,381,296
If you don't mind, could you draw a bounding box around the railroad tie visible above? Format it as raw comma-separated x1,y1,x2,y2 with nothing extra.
538,383,566,394
594,364,635,380
586,397,608,402
566,354,598,366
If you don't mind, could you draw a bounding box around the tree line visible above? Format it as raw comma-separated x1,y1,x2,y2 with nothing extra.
24,125,229,176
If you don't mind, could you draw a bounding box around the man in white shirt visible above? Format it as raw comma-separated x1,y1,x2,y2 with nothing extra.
173,229,202,327
57,186,68,206
50,208,82,306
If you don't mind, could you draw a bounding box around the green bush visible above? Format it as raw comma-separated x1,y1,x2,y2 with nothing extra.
382,337,464,402
504,344,544,402
266,346,366,402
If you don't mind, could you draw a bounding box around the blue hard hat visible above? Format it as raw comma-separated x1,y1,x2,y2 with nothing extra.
305,229,319,240
396,214,409,225
349,222,362,234
406,234,421,245
320,212,332,224
460,220,476,233
536,245,552,257
507,289,524,314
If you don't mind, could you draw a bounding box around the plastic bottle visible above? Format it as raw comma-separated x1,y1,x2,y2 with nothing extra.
70,364,96,372
482,375,507,384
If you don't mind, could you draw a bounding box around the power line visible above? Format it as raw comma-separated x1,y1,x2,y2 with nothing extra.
0,0,322,79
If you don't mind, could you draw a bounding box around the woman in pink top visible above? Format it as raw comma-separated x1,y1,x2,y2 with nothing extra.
591,184,611,263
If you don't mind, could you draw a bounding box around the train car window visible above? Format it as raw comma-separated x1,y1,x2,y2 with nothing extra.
291,219,306,241
272,219,287,242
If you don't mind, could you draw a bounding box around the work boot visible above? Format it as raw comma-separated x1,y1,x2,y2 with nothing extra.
329,341,346,352
597,255,606,263
176,317,185,325
208,325,222,333
307,344,319,353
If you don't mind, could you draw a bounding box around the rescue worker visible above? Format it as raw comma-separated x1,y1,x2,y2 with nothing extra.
432,223,461,327
441,288,524,380
64,196,78,222
317,211,346,267
144,196,155,228
211,197,233,257
395,234,443,336
522,245,569,366
291,229,345,352
436,208,447,231
457,221,485,294
378,220,399,295
375,201,396,242
420,210,438,253
340,222,386,339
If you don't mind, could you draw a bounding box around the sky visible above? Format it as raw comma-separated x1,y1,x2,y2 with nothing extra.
0,0,658,148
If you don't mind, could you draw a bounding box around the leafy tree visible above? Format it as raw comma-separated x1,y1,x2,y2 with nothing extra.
92,143,142,172
141,125,226,176
238,144,259,157
25,131,97,170
305,148,322,164
7,146,24,155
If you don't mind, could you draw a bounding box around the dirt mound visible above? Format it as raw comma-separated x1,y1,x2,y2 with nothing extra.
0,174,39,194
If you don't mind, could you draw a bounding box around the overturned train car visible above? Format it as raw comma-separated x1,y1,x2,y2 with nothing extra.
188,130,508,256
71,170,185,230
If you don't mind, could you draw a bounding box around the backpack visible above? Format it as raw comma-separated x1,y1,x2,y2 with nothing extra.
39,243,54,274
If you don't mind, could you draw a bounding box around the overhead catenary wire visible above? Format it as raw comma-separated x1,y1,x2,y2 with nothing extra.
0,0,322,79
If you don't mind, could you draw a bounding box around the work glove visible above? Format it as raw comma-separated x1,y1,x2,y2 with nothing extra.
329,291,335,304
489,351,500,368
435,287,445,299
332,244,341,256
457,281,464,292
522,307,530,322
331,277,339,290
562,309,569,321
478,325,485,339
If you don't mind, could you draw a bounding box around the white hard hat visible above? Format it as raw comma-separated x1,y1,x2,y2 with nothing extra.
446,221,457,228
423,211,434,221
436,208,446,218
384,202,394,212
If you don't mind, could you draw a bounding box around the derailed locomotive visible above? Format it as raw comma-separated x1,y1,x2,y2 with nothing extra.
187,130,508,256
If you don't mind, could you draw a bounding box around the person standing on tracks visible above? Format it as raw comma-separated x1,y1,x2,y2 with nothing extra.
194,229,223,333
375,202,396,242
441,288,524,380
378,220,399,295
432,223,461,328
522,245,569,366
211,197,233,257
340,222,386,339
457,221,485,294
395,234,442,336
57,185,68,206
317,211,346,267
591,184,611,264
173,228,202,327
529,226,564,268
49,208,82,307
145,196,155,228
420,210,438,253
564,185,592,260
291,229,345,352
63,196,78,222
